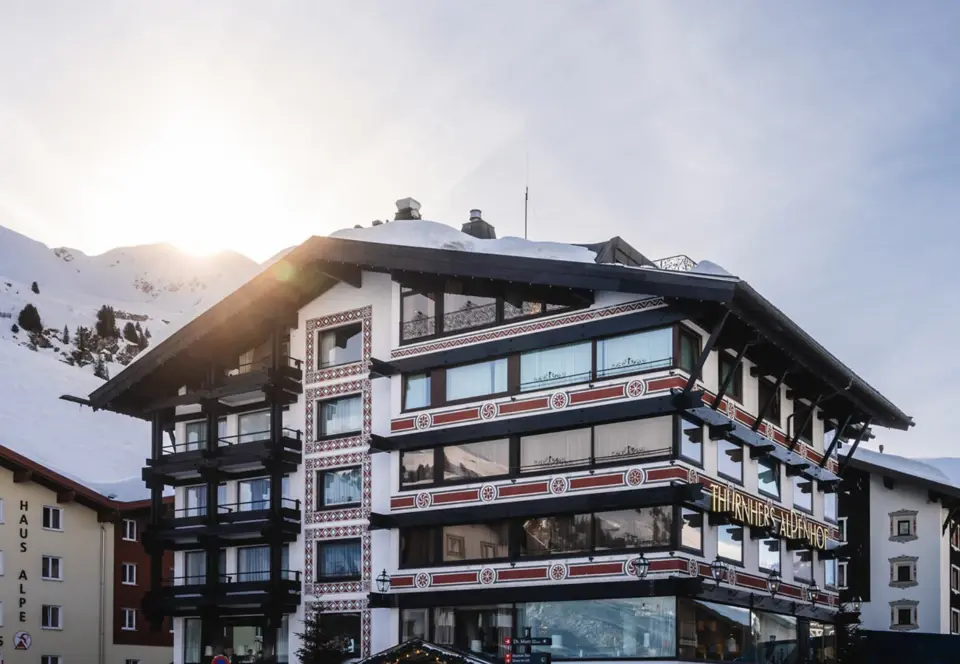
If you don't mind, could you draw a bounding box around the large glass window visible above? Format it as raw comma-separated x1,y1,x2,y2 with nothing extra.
446,359,508,401
316,540,361,579
825,559,837,588
318,395,362,437
596,328,672,378
793,476,813,512
400,527,435,567
519,597,676,659
400,449,434,488
677,598,752,661
404,373,431,410
522,514,592,556
520,342,592,392
184,418,226,451
594,417,672,462
443,439,510,481
792,549,813,583
443,293,497,333
238,410,270,444
718,525,743,564
681,509,703,552
758,378,781,427
319,467,362,508
401,289,436,341
435,605,512,657
318,613,362,657
758,458,780,500
238,477,286,512
752,611,798,664
443,523,509,561
718,354,743,403
520,428,591,472
824,490,837,523
758,538,780,572
318,323,362,368
717,440,743,483
237,545,290,582
183,549,226,584
680,419,703,464
183,484,227,517
594,507,672,550
678,328,700,374
401,608,429,641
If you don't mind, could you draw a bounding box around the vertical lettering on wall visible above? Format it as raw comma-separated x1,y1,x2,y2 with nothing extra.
18,500,28,621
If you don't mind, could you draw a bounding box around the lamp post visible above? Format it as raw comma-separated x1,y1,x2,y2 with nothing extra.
376,569,391,593
852,596,862,613
806,583,820,607
766,570,781,599
632,553,649,580
710,558,727,588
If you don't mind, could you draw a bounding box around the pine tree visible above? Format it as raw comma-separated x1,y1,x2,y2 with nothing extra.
62,325,70,344
31,281,39,294
135,321,143,333
295,613,353,664
75,326,89,352
93,355,110,380
11,324,19,333
122,322,138,344
95,305,117,338
17,304,42,333
144,327,152,339
137,330,149,351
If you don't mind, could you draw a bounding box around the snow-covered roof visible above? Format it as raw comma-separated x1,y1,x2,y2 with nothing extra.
844,446,960,494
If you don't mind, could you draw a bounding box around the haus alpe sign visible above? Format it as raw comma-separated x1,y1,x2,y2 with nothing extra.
709,484,830,549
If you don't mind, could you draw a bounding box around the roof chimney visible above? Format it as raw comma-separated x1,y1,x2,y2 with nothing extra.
461,209,496,240
394,198,422,221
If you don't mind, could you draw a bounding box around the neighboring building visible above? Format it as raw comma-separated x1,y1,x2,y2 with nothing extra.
79,200,913,664
839,447,960,635
0,443,173,664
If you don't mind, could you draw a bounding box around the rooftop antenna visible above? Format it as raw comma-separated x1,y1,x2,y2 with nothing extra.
524,151,529,239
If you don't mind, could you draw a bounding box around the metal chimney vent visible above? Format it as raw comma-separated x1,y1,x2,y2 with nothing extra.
394,198,422,221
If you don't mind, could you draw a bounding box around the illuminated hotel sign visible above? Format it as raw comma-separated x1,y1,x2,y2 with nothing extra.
710,484,830,550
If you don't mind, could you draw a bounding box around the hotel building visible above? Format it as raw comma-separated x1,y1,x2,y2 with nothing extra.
80,201,912,663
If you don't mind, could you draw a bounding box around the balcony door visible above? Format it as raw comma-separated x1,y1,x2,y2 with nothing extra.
238,476,290,512
237,545,290,582
184,484,227,517
183,549,226,584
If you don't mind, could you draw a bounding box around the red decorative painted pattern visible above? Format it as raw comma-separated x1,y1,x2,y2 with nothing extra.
391,298,668,359
568,384,625,405
498,397,551,416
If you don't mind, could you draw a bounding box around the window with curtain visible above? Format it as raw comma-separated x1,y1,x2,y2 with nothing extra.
520,428,591,472
318,323,362,368
404,373,431,410
319,395,362,437
320,467,362,507
680,419,703,464
793,476,813,513
681,508,703,552
594,417,672,461
443,293,497,333
758,458,781,500
401,290,437,341
596,328,672,378
237,545,290,582
239,478,270,511
759,538,780,572
443,439,510,481
184,618,202,664
520,342,591,392
317,540,361,579
446,359,508,401
717,440,743,482
521,514,591,556
400,449,434,488
184,418,226,450
239,411,271,444
718,525,743,563
183,549,226,584
594,507,672,550
183,484,227,517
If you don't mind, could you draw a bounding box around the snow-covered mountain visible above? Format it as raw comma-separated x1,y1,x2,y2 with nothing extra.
0,224,263,499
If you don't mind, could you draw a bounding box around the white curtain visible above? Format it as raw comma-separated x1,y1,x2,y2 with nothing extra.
239,411,271,444
596,328,672,377
520,428,590,471
323,469,362,506
594,417,673,460
240,479,270,511
446,359,507,401
185,487,206,517
322,396,362,436
239,546,270,582
277,616,289,663
520,343,591,392
184,618,202,663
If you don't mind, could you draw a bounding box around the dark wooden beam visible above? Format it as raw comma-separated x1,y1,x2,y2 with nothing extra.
98,511,121,524
56,490,76,504
317,262,363,289
683,310,729,396
13,469,32,483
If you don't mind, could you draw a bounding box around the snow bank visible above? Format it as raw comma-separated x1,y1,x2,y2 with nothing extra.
331,220,598,263
690,260,736,277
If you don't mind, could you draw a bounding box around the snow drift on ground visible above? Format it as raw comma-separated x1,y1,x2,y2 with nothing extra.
331,220,599,263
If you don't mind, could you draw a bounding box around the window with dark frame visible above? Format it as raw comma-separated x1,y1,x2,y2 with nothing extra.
895,607,914,627
317,323,363,369
757,457,780,500
679,419,703,465
318,395,362,438
318,467,362,509
894,563,913,583
793,401,814,442
404,373,431,410
838,561,848,589
897,519,912,537
792,549,813,583
677,327,700,374
717,439,744,483
717,524,743,564
681,508,703,552
793,476,813,513
758,378,781,427
316,539,362,580
718,353,743,403
758,538,780,572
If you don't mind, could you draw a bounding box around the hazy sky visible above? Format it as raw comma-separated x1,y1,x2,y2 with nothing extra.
2,1,959,455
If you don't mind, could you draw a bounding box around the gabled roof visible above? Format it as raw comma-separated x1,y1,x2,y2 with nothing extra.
85,232,913,430
358,639,498,664
843,447,960,501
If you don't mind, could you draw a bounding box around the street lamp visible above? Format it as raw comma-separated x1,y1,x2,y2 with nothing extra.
766,570,781,598
710,558,727,588
632,553,649,580
806,583,820,606
376,569,391,593
852,596,862,612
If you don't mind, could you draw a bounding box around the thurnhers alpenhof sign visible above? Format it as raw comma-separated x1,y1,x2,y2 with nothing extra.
709,484,831,550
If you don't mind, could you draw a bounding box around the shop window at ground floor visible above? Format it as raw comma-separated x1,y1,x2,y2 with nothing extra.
400,597,831,662
182,615,290,664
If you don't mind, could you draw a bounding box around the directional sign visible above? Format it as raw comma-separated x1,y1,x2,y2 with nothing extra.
504,637,553,647
504,653,551,664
